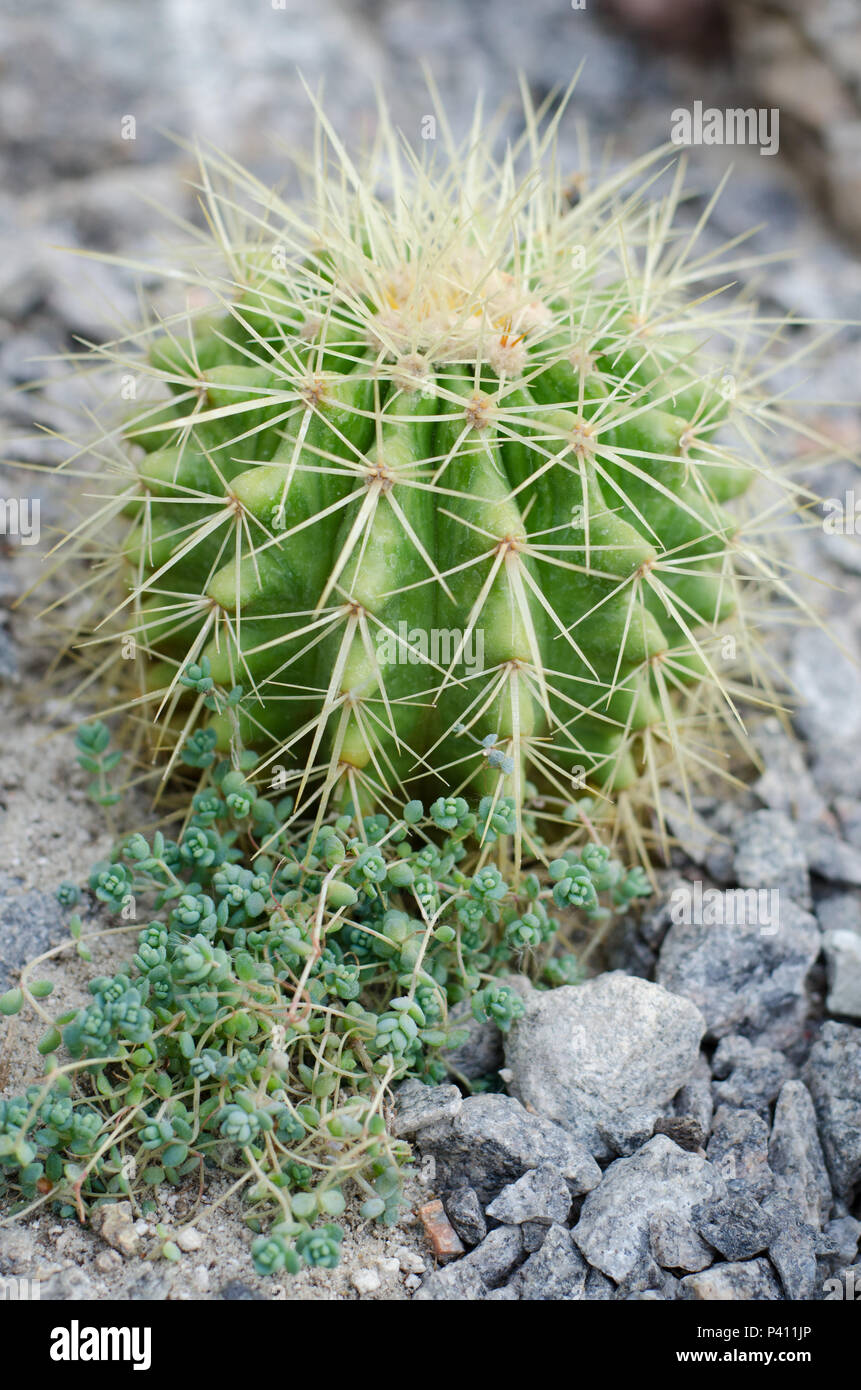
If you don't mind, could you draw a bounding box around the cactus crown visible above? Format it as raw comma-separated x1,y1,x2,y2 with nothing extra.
49,85,827,859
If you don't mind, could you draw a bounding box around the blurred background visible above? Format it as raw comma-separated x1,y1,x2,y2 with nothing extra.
1,0,860,360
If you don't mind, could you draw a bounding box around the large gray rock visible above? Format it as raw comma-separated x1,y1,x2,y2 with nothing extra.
572,1135,726,1285
768,1081,832,1227
503,973,705,1159
656,893,820,1048
804,1022,861,1202
416,1093,601,1203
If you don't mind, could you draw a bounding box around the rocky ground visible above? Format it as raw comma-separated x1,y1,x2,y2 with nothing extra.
1,0,860,1300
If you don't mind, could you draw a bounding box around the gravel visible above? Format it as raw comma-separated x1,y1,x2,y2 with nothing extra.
655,894,821,1049
679,1259,783,1301
768,1081,833,1228
485,1164,573,1227
415,1093,602,1203
804,1022,861,1203
572,1135,726,1286
503,973,705,1159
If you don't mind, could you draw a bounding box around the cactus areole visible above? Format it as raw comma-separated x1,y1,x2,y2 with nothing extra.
85,92,791,824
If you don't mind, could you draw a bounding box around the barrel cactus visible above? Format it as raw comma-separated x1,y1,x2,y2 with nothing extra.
60,94,811,836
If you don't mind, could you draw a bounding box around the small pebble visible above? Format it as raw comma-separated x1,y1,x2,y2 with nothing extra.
395,1244,426,1275
351,1268,381,1295
175,1226,204,1252
404,1273,422,1291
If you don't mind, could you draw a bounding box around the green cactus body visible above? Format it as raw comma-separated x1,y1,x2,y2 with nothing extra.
67,97,801,825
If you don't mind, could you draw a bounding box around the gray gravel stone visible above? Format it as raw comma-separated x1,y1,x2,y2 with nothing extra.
0,882,66,990
818,1215,861,1266
520,1221,547,1253
503,972,705,1160
804,1021,861,1202
390,1079,462,1137
219,1280,265,1301
763,1192,819,1300
751,717,827,823
0,1227,36,1275
485,1163,572,1227
823,929,861,1017
807,829,861,887
680,1259,782,1301
768,1081,833,1228
649,1209,714,1272
660,790,722,868
443,1187,486,1249
413,1262,487,1302
509,1224,589,1301
572,1135,726,1285
712,1034,793,1114
792,627,861,753
733,809,811,908
691,1192,775,1260
41,1267,97,1300
673,1053,714,1136
584,1267,617,1300
416,1093,601,1203
456,1225,523,1288
816,892,861,936
707,1106,774,1201
656,893,820,1049
835,801,861,850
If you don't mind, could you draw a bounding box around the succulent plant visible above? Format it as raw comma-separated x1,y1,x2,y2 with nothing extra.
54,88,825,842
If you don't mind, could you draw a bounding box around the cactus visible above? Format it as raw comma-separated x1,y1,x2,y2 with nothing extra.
54,90,823,844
